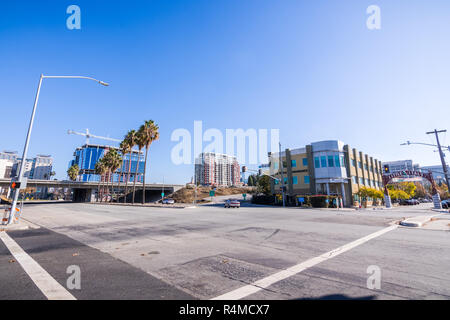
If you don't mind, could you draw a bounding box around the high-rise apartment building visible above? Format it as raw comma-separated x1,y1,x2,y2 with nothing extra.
195,153,241,186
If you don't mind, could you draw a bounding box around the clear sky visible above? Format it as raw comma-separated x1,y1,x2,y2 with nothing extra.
1,0,450,184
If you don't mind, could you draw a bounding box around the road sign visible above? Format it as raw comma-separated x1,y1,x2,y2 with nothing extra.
209,190,215,197
161,192,165,197
298,197,305,203
243,193,247,200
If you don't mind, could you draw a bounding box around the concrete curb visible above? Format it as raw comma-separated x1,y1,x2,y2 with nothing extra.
0,219,41,232
400,214,444,228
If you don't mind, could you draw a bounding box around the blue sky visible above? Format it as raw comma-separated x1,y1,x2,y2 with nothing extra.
1,0,450,183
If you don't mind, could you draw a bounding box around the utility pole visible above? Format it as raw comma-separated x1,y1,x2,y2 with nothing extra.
279,143,286,207
427,129,450,191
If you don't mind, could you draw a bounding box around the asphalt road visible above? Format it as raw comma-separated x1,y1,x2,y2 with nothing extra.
1,202,449,300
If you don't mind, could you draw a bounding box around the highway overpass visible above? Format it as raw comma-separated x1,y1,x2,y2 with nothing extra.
0,179,184,203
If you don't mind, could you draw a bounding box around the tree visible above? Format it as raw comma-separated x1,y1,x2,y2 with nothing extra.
123,130,137,203
95,158,107,202
132,130,145,204
140,120,160,204
119,139,131,202
257,175,271,195
67,164,79,181
104,149,122,203
248,175,257,186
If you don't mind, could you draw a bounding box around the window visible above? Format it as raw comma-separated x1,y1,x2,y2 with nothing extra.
321,156,327,168
274,162,278,170
352,159,356,167
328,156,334,167
284,177,288,184
365,179,369,185
358,161,362,169
304,175,310,184
292,176,298,185
314,157,320,168
335,155,340,168
302,158,308,166
291,160,297,168
341,156,345,167
275,179,279,185
364,164,368,171
352,176,357,184
283,161,287,168
360,177,364,185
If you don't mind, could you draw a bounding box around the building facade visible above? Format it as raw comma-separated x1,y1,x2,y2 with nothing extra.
268,140,384,207
3,151,54,180
382,160,420,174
69,144,145,182
419,165,450,186
195,153,241,186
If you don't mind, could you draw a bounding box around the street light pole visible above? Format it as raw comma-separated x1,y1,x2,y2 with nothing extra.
279,142,286,207
427,129,450,191
7,74,108,225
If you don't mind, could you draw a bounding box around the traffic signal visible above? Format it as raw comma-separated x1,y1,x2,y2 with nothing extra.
383,165,389,173
258,169,263,175
242,166,247,173
10,181,21,190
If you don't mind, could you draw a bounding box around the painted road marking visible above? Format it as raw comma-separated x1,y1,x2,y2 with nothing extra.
0,231,76,300
212,224,399,300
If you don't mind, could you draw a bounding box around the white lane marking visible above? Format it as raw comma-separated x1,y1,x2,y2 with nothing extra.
0,231,76,300
212,224,398,300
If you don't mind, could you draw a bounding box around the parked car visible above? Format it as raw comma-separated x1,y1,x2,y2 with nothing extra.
162,198,175,204
441,200,449,209
225,199,240,208
410,199,420,205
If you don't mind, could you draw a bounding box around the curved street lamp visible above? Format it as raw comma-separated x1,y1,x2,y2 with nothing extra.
7,74,109,225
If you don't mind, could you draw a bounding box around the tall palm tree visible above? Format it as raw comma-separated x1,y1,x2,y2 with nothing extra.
95,159,107,202
132,130,145,205
105,149,122,203
140,120,160,204
119,140,130,202
103,150,113,203
67,164,79,181
123,130,137,203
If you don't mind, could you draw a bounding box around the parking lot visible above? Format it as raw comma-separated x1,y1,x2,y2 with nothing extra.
1,201,449,300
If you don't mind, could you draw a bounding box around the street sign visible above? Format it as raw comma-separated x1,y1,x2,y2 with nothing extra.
243,193,247,200
161,192,165,197
209,190,215,197
298,197,305,203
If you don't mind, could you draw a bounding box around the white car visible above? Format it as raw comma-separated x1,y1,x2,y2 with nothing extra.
225,199,240,208
162,198,175,204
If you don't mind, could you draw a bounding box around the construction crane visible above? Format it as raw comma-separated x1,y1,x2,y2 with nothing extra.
67,129,121,145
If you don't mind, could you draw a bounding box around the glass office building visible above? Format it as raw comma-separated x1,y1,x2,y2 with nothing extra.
68,144,145,182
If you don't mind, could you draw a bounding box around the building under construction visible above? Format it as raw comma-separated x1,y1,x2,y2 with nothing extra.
69,144,145,182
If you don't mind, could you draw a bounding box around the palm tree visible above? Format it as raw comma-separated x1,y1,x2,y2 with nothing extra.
67,164,79,181
104,149,122,203
140,120,160,204
119,140,130,202
123,130,137,203
95,159,107,202
132,130,145,205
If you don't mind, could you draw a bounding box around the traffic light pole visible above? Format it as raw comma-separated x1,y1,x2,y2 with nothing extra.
427,129,450,192
8,74,43,225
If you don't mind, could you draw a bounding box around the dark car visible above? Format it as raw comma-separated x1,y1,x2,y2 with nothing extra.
441,200,449,209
